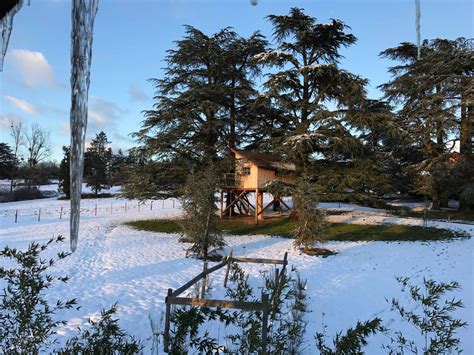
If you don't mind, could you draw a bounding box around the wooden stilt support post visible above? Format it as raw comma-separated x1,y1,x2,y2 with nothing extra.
163,288,172,352
220,190,224,218
255,189,259,224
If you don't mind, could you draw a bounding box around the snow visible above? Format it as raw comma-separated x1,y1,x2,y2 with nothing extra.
0,194,472,353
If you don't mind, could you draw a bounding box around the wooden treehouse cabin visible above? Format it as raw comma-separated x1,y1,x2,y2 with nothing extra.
220,149,296,223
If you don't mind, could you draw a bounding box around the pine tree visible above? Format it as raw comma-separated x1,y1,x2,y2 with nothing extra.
84,131,112,196
179,164,224,259
256,8,376,248
130,26,267,199
255,8,367,168
0,142,17,180
380,38,473,210
58,146,71,198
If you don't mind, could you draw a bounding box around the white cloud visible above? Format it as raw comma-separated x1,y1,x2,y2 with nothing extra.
9,49,57,87
128,85,149,102
0,113,22,130
88,96,127,129
4,96,38,114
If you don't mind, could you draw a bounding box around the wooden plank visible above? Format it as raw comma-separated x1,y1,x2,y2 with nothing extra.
258,197,277,216
277,196,291,211
223,250,233,288
163,288,172,352
261,293,269,355
167,296,263,311
172,260,227,297
221,190,247,216
231,256,287,265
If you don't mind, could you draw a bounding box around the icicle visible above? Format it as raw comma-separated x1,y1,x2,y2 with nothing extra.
0,0,24,71
415,0,421,59
70,0,99,252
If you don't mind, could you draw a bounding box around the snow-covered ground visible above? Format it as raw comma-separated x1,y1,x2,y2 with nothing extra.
0,193,472,353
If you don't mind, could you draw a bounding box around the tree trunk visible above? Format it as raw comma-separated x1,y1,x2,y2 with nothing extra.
440,194,449,209
431,190,440,210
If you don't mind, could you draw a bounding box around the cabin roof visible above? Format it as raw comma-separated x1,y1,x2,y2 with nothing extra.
231,148,296,171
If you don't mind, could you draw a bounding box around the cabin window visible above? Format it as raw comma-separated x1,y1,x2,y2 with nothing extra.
242,166,251,175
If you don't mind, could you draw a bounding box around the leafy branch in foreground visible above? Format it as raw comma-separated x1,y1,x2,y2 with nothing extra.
59,304,143,354
0,235,78,353
315,318,385,355
383,276,467,354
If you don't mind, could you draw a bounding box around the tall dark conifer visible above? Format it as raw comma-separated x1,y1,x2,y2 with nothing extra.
380,38,473,210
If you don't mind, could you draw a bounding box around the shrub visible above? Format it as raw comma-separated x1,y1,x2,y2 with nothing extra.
58,304,143,354
178,164,225,259
383,277,467,354
0,236,78,353
168,264,308,353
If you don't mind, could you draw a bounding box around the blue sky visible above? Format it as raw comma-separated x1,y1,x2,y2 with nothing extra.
0,0,472,162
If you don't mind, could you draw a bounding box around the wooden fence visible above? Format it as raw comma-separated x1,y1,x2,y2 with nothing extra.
2,198,179,224
163,250,288,354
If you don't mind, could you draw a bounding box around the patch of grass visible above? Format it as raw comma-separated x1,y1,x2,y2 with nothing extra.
391,209,474,223
127,219,181,234
126,217,468,241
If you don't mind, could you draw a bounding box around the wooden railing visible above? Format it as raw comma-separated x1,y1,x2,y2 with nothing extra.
163,250,288,354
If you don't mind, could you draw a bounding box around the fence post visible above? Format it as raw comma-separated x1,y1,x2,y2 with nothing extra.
38,208,41,222
150,201,153,210
60,206,63,219
138,203,140,212
173,199,175,208
271,268,280,320
162,199,165,209
223,249,233,288
164,288,172,353
15,209,18,223
111,203,113,214
201,262,208,298
261,293,269,355
95,203,97,216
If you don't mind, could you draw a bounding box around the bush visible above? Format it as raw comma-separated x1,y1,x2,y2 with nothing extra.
0,236,142,354
58,304,143,354
383,277,467,354
178,164,225,259
168,264,308,353
0,187,44,202
0,236,78,353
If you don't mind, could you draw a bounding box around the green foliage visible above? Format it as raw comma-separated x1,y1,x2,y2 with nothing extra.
292,175,327,251
58,146,70,198
169,306,229,354
167,264,308,354
383,277,467,354
0,235,78,353
380,38,472,209
315,318,385,354
0,142,18,179
179,165,225,259
84,131,113,196
58,304,143,354
225,264,263,352
0,236,145,354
